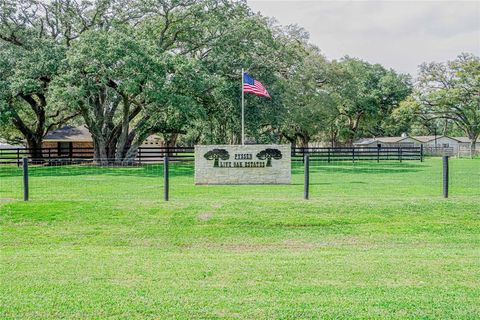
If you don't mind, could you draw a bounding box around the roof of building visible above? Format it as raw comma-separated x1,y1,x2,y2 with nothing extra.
354,136,420,145
410,135,458,143
0,139,24,149
354,135,478,145
452,137,479,143
44,125,164,143
44,125,93,142
353,138,377,145
411,135,480,143
376,136,411,143
144,134,162,142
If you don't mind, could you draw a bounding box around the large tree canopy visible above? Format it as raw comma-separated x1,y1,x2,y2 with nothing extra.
0,36,74,157
415,53,480,155
273,29,334,148
0,0,128,157
52,26,208,161
327,57,411,145
51,0,276,161
0,0,477,157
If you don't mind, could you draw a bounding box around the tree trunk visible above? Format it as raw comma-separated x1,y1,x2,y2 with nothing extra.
466,130,478,158
115,96,131,160
10,95,47,161
166,133,179,148
122,126,155,163
470,139,477,158
123,135,147,163
123,142,142,163
26,136,43,161
92,136,109,165
299,134,310,148
281,132,297,150
331,130,337,148
346,112,363,146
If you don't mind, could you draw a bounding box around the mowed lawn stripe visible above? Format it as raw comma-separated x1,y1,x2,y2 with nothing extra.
0,158,479,319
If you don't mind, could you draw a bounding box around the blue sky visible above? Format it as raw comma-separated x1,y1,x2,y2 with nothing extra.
248,0,480,76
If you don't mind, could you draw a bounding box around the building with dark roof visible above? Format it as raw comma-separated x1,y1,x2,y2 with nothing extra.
42,125,165,158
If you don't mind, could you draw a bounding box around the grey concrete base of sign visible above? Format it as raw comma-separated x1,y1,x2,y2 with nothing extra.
195,144,291,185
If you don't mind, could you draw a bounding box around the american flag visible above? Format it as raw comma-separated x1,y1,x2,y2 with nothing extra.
243,72,271,98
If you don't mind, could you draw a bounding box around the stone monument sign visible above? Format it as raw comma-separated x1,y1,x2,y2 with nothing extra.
195,144,291,184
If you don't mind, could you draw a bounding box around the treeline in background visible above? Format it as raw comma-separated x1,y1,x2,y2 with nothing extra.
1,0,479,161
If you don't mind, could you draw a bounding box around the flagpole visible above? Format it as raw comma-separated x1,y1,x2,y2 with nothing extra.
241,68,245,145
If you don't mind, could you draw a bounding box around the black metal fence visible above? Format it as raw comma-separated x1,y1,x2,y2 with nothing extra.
0,146,194,165
292,146,423,162
0,145,423,165
5,153,451,203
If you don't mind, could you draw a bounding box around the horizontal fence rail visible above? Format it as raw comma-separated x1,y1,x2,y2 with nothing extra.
0,147,194,165
0,146,422,165
292,147,423,162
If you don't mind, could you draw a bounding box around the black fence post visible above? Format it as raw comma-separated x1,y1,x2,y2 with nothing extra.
304,155,309,200
399,147,402,163
164,155,169,201
377,146,380,163
420,145,424,162
443,156,449,198
352,147,355,163
17,149,20,167
22,157,29,201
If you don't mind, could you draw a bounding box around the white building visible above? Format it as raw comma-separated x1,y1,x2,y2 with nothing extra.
353,135,422,148
354,135,479,155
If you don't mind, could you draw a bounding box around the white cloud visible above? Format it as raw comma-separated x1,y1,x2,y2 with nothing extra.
248,0,480,75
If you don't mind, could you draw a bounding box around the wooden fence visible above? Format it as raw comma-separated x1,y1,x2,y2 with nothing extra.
0,146,423,165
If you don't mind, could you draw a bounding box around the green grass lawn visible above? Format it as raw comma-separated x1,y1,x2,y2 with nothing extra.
0,158,479,319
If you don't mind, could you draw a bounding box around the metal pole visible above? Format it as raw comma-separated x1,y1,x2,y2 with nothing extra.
304,155,309,200
22,157,29,201
164,155,169,201
443,156,449,198
241,68,245,145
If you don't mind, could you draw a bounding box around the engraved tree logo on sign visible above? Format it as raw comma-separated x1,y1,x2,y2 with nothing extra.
204,149,230,167
256,148,282,167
